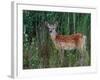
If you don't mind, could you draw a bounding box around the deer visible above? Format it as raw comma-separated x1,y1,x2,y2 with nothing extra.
45,22,87,66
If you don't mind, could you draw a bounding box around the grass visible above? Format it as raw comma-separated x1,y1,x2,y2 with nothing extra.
23,10,91,69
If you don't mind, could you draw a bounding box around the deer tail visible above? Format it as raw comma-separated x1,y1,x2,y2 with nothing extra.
83,35,86,50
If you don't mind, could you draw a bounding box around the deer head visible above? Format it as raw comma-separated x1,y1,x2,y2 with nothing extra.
45,22,58,37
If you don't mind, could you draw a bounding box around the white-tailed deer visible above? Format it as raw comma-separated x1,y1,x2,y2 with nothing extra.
46,22,87,66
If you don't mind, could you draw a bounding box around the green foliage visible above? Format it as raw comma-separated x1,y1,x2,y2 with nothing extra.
23,10,91,69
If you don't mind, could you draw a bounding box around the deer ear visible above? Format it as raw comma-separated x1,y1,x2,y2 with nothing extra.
45,21,50,28
45,21,48,25
54,21,58,28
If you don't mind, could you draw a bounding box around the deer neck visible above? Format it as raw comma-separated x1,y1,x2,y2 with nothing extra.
50,31,57,41
50,31,58,49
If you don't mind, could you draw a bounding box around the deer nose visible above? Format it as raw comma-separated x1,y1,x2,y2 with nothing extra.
49,30,52,33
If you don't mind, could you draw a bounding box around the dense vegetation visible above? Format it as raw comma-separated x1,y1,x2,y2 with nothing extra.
23,10,91,69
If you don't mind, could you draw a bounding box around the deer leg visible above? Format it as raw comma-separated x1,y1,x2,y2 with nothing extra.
74,48,84,66
59,49,64,66
80,48,89,66
78,48,85,66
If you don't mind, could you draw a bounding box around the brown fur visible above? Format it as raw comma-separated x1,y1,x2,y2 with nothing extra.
56,33,82,43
